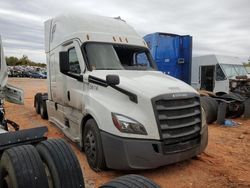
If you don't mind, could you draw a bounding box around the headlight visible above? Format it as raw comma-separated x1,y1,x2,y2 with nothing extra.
112,113,147,135
231,81,237,88
201,107,207,128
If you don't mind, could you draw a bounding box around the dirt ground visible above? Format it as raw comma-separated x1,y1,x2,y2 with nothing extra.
5,78,250,188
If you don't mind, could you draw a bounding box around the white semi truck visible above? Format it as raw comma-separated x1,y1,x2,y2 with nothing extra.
35,14,208,171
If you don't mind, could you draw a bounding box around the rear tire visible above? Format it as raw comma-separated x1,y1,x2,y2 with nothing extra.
200,96,218,124
100,174,160,188
84,119,106,171
36,139,84,188
0,145,49,188
40,99,48,119
35,93,42,114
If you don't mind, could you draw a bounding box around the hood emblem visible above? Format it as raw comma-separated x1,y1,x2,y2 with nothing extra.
172,93,188,98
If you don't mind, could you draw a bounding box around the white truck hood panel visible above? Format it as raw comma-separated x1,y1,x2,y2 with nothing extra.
88,70,198,98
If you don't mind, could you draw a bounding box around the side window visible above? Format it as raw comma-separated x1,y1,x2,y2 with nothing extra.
135,52,150,67
216,64,226,81
68,48,81,74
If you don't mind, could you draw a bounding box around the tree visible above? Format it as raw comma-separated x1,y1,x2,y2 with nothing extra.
5,55,46,67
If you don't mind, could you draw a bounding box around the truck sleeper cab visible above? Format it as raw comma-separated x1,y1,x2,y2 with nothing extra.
43,14,208,170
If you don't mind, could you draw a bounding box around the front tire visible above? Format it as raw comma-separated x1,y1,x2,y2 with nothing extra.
100,174,160,188
84,119,106,171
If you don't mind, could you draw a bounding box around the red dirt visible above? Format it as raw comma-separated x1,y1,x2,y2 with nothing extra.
5,78,250,188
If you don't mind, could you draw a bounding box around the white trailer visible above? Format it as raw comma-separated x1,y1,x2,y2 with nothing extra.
192,55,249,95
35,13,208,171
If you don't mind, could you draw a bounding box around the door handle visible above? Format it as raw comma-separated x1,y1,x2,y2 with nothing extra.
67,91,70,101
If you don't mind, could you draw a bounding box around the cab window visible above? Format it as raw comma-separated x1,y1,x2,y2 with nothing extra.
68,48,81,74
216,64,226,81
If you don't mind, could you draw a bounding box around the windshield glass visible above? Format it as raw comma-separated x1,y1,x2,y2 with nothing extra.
85,43,156,71
221,64,248,78
234,65,248,75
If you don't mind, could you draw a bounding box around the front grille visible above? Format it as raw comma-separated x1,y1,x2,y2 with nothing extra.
152,93,201,153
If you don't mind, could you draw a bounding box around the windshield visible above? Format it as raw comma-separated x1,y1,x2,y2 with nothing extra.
234,65,248,75
221,64,247,78
84,43,156,71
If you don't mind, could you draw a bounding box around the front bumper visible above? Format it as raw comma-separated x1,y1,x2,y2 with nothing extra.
101,125,208,170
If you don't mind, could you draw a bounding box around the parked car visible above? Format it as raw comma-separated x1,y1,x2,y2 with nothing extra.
27,72,46,79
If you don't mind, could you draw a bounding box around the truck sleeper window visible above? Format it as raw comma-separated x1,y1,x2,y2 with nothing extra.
68,48,81,74
85,43,155,71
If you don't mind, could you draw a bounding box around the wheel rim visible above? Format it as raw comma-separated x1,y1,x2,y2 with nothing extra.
85,130,97,164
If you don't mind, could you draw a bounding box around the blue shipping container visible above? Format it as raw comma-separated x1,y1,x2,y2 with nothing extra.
144,33,192,84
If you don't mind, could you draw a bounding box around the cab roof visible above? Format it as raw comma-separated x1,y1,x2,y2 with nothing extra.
193,54,244,66
45,13,146,53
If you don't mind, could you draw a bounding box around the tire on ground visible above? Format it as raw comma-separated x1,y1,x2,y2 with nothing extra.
100,174,160,188
0,145,49,188
40,98,48,119
36,139,84,188
84,119,106,171
206,96,218,116
200,96,217,124
34,92,42,114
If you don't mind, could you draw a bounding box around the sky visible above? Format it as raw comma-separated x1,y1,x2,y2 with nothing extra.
0,0,249,63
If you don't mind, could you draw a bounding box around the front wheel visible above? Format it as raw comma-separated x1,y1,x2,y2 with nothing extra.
100,174,160,188
83,119,106,171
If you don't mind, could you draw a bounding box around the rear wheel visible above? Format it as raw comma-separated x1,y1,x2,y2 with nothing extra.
40,99,48,119
0,145,49,188
200,96,218,124
84,119,106,171
35,93,42,114
100,174,160,188
36,139,84,188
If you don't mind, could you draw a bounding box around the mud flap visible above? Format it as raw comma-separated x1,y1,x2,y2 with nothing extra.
0,126,48,153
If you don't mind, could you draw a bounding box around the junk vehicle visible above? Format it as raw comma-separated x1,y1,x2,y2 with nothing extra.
192,55,250,120
0,35,85,188
192,55,250,96
143,32,192,84
34,13,208,171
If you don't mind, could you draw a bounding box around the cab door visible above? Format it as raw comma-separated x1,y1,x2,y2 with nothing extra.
60,40,85,110
200,65,215,91
213,64,229,94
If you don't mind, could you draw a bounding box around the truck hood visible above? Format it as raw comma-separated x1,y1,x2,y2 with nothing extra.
88,70,197,99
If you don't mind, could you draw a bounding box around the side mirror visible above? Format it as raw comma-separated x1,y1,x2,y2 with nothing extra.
59,51,69,74
106,75,120,86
